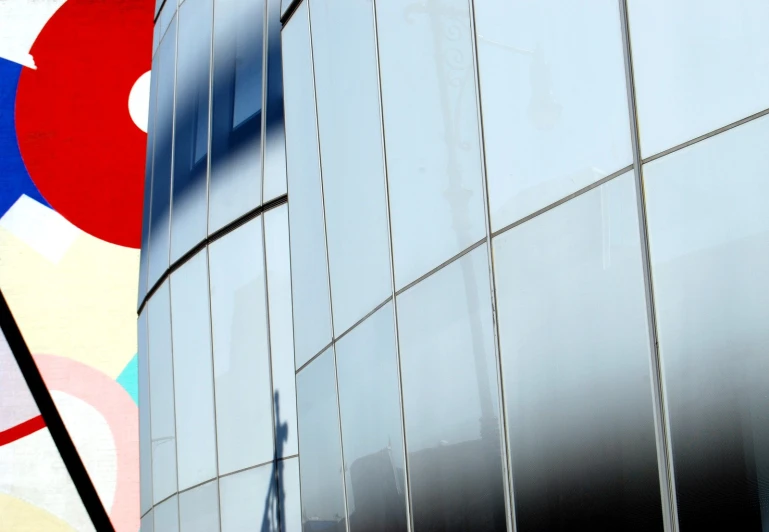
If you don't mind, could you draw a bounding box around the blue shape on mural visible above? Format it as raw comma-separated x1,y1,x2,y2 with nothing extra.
0,57,50,218
116,353,138,405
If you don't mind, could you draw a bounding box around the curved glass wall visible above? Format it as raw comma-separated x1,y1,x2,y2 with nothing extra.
140,0,769,530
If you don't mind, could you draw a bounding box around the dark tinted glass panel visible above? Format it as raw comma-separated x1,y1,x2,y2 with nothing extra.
140,53,159,303
494,173,664,532
396,245,507,532
336,303,408,532
148,17,176,288
171,0,212,261
296,349,346,531
644,116,769,531
209,0,265,232
263,0,287,202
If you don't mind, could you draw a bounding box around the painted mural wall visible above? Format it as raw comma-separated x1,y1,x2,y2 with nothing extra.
0,1,152,530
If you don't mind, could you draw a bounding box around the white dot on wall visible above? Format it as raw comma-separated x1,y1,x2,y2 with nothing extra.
128,70,151,133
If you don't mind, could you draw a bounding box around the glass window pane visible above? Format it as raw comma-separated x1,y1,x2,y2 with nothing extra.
296,348,346,528
141,509,153,532
265,205,298,457
494,172,664,531
209,0,265,233
627,0,769,157
153,495,179,532
209,217,274,474
336,303,408,532
170,250,217,490
282,1,332,367
220,463,276,531
148,18,177,288
171,0,212,262
279,457,302,532
396,245,507,531
644,116,769,530
475,0,632,231
309,0,392,335
140,54,159,304
179,479,220,532
138,310,153,514
375,0,487,289
263,0,288,202
148,281,177,504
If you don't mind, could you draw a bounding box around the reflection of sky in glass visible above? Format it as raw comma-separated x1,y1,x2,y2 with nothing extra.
232,18,263,129
494,172,664,530
336,303,407,527
170,251,217,491
296,349,346,523
209,218,274,474
375,0,486,289
475,0,632,232
310,0,391,335
147,281,178,504
644,116,769,265
397,244,499,451
645,116,769,530
283,1,332,367
628,0,769,156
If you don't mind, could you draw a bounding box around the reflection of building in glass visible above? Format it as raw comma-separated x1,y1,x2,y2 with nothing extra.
139,0,769,530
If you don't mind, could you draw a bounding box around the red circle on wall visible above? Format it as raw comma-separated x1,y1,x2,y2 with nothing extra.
15,0,154,249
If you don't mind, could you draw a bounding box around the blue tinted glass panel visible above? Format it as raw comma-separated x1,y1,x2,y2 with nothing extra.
209,0,265,233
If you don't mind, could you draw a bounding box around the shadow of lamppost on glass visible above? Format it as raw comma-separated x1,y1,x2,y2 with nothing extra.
261,391,288,532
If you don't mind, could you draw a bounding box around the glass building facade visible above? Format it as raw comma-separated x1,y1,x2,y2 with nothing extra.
139,0,769,530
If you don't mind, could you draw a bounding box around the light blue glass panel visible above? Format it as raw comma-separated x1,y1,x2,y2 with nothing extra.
148,18,176,289
209,0,265,233
309,0,392,335
264,206,298,457
296,348,346,528
336,303,408,531
147,281,177,504
396,244,506,531
279,457,302,532
138,310,153,514
375,0,487,289
170,250,217,490
644,116,769,530
209,217,274,474
475,0,632,231
179,480,221,532
170,0,212,262
141,509,153,532
282,1,332,367
493,172,664,530
220,463,277,531
628,0,769,156
153,495,179,532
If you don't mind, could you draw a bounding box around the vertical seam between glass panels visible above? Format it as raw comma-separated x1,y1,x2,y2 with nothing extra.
371,0,414,530
260,0,281,527
142,310,154,517
165,280,182,526
466,2,515,530
279,15,305,521
305,2,351,530
618,2,679,531
167,13,179,284
203,0,223,525
261,0,270,205
142,54,160,309
204,0,215,239
204,247,223,531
